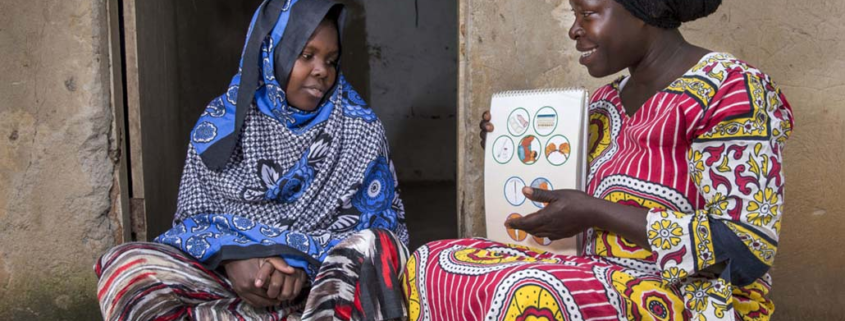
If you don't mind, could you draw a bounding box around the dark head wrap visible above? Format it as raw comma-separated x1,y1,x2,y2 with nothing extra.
613,0,722,29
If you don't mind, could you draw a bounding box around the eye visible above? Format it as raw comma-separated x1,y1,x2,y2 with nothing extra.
571,9,595,19
300,53,313,60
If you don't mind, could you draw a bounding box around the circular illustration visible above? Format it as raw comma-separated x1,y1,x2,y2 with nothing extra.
507,108,530,136
517,135,542,165
532,235,552,246
503,177,527,206
544,135,572,166
505,213,527,242
533,106,558,137
530,177,553,208
491,136,515,164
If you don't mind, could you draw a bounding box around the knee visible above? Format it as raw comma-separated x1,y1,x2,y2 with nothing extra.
94,242,179,279
329,229,409,262
340,229,396,247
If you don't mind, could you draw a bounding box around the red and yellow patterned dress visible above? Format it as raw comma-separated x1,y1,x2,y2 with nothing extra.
403,53,793,321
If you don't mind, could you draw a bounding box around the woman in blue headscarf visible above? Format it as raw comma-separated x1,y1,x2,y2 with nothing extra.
94,0,409,320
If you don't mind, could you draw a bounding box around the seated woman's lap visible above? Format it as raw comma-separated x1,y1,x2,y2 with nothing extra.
95,242,251,321
95,229,408,321
404,238,686,321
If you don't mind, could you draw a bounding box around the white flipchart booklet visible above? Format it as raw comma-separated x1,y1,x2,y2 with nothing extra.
484,88,589,255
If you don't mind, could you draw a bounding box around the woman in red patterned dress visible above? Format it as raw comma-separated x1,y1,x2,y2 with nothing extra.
403,0,793,320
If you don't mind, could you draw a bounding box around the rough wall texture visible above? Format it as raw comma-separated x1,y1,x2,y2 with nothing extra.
0,0,121,319
457,0,845,319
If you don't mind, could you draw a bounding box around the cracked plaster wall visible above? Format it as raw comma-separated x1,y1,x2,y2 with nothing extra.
457,0,845,319
0,0,121,319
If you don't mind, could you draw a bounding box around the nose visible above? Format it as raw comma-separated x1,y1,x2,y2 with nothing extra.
311,61,327,78
568,19,582,41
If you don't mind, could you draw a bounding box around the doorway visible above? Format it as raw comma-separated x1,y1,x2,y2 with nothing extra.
120,0,458,251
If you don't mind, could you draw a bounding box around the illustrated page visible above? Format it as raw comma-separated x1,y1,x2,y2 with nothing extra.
484,89,588,255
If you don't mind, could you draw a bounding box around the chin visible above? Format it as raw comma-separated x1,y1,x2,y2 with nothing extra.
289,98,320,111
583,62,610,78
585,64,619,79
585,67,604,78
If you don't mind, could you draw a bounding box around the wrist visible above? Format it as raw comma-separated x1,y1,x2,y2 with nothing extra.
585,197,613,229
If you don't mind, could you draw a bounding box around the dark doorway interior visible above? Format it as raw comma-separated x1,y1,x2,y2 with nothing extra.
130,0,458,251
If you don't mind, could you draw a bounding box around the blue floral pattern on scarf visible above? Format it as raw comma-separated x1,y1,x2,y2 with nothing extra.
356,209,399,231
155,213,336,278
192,122,218,144
268,157,314,203
241,158,314,204
352,156,394,213
202,97,227,118
340,76,377,122
240,132,332,204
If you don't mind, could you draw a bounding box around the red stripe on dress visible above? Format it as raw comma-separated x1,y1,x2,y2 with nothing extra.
153,306,188,321
110,272,156,318
335,303,353,320
354,282,365,318
170,288,226,301
227,300,248,321
98,258,147,301
379,231,397,289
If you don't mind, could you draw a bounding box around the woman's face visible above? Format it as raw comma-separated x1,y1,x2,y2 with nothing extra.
286,19,340,111
568,0,648,77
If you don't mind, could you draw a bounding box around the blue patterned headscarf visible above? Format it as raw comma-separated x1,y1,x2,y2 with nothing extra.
192,0,346,171
155,0,408,278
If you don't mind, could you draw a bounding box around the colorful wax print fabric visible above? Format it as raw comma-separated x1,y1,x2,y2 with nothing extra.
97,230,408,321
404,53,792,321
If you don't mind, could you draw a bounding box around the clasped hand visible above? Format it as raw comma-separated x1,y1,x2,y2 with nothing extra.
505,186,598,240
224,257,307,307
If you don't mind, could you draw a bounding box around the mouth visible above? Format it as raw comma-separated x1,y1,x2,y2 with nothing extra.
578,47,598,65
303,86,324,98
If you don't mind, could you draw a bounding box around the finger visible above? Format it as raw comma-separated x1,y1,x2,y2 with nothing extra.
484,123,494,132
266,270,285,299
523,186,557,203
482,110,491,121
240,292,277,308
293,271,305,299
254,259,275,288
265,257,296,275
280,270,297,301
505,211,545,232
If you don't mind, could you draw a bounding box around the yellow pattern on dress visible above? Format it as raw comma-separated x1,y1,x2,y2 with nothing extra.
611,270,687,321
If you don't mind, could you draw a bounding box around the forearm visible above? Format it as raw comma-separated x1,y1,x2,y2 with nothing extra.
590,199,650,249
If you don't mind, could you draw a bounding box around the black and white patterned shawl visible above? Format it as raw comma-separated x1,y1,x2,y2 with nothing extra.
157,0,407,271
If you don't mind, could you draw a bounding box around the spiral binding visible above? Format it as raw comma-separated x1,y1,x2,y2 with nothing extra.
492,87,586,98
